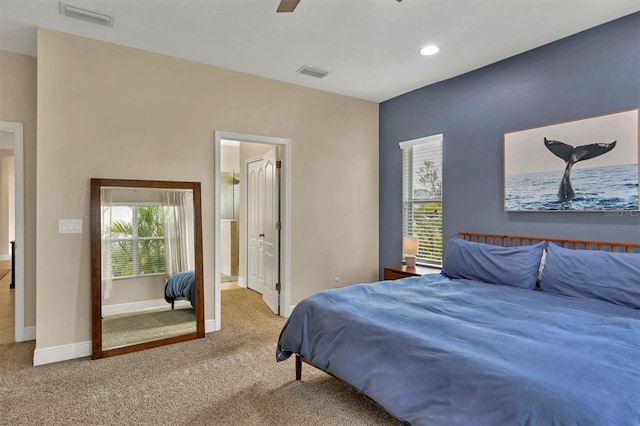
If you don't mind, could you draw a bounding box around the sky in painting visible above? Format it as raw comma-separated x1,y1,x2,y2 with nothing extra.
504,109,638,176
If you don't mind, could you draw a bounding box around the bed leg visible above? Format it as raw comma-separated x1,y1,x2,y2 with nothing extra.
295,355,302,381
171,300,174,310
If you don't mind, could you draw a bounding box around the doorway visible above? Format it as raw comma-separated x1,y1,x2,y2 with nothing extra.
0,121,25,343
214,131,291,332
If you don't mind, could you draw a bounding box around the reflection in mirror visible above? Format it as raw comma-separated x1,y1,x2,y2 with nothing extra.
91,179,204,359
220,170,240,221
220,170,240,282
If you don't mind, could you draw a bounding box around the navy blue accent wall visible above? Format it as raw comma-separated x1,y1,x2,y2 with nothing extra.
379,12,640,278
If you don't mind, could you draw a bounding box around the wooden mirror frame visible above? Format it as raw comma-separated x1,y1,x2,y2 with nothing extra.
90,178,205,359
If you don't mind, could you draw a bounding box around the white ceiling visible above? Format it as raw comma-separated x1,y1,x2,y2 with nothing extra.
0,0,638,102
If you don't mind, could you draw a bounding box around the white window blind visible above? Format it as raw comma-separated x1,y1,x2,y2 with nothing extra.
108,204,166,278
400,134,443,266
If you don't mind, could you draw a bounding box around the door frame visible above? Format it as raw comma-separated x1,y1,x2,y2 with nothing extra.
214,131,291,330
0,121,25,342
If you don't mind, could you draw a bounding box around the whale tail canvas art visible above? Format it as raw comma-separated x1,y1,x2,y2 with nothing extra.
503,109,639,212
543,138,617,200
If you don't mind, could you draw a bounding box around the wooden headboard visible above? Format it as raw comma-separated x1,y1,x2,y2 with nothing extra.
459,232,640,254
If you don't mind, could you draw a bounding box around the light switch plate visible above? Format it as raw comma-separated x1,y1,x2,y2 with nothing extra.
59,219,83,234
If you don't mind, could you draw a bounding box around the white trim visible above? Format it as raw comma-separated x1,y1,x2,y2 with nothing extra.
399,133,443,149
101,298,173,316
205,319,217,333
214,131,292,331
214,136,222,332
24,326,36,341
288,305,296,317
237,276,247,288
220,265,231,276
33,340,92,366
220,139,240,147
0,121,25,342
0,254,9,261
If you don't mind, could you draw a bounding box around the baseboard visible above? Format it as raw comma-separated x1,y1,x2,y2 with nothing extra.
205,319,218,333
0,254,10,261
14,325,36,342
101,298,167,315
220,265,231,276
289,305,296,316
23,326,36,341
33,340,91,366
237,276,246,287
33,318,216,365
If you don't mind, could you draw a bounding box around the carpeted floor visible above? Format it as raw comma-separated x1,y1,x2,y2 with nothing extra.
0,288,402,425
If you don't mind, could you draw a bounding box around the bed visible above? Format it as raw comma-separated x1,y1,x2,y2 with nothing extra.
164,270,196,309
276,233,640,425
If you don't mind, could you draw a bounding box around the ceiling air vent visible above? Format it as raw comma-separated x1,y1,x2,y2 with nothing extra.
59,2,115,27
296,66,330,79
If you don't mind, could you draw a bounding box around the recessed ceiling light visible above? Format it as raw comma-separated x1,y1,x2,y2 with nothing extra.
420,45,439,56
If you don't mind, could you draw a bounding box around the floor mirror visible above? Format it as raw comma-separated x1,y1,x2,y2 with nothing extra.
91,178,204,359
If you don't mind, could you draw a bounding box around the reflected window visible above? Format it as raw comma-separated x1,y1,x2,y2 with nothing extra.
108,204,166,277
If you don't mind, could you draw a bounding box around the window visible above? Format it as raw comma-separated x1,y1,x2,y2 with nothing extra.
108,204,166,278
400,134,443,266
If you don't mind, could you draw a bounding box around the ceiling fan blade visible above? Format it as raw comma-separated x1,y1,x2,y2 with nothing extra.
277,0,301,13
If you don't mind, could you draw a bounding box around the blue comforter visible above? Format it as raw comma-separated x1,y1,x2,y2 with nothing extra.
276,274,640,425
164,270,196,308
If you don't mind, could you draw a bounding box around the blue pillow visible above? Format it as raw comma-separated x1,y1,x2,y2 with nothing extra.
540,242,640,309
442,238,545,290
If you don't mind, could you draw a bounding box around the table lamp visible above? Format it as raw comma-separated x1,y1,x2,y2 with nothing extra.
403,236,419,268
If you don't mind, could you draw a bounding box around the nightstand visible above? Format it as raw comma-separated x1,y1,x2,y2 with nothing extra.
383,265,440,281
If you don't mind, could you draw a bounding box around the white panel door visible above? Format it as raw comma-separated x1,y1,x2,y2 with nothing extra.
247,159,263,293
261,147,279,314
246,148,279,314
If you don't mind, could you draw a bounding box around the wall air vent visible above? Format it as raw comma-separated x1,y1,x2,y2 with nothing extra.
296,66,330,79
59,2,115,27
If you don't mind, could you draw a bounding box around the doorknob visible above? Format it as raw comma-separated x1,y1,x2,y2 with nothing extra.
259,233,265,238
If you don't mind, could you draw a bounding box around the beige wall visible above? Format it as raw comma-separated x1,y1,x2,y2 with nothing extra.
0,152,15,256
37,28,379,351
220,145,240,173
102,275,167,307
0,50,37,329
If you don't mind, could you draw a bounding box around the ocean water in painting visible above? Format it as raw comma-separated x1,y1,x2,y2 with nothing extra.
505,164,639,211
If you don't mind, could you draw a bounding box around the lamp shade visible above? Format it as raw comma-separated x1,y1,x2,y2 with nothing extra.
403,237,419,255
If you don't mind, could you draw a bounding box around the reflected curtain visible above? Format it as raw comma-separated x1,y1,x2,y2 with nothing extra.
163,191,194,278
101,188,113,299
